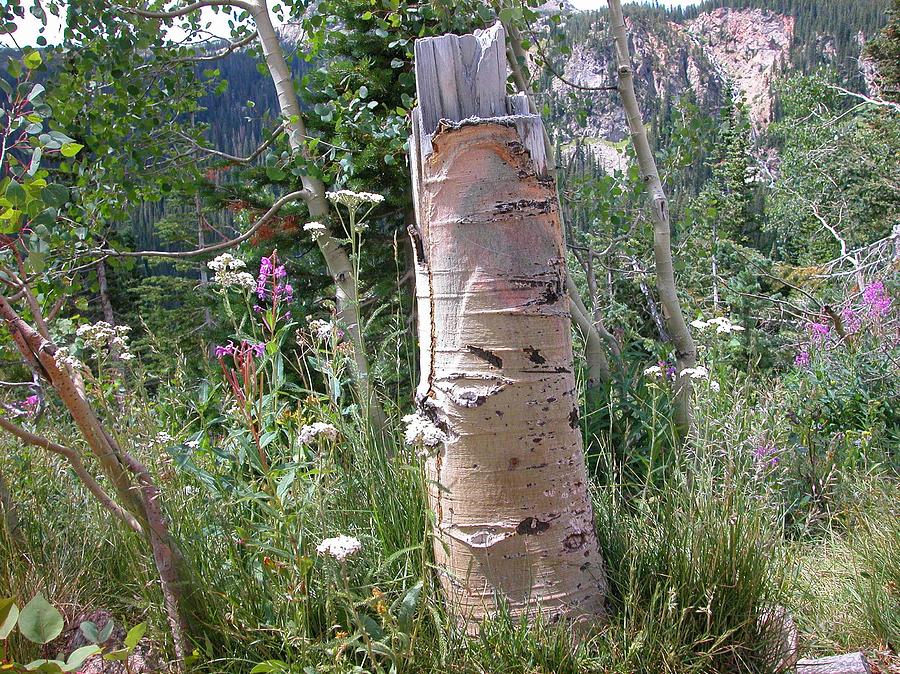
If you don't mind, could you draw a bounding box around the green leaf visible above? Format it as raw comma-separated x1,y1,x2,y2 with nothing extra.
79,620,99,643
5,179,26,207
397,581,422,632
60,142,84,158
249,660,289,673
123,621,146,649
63,644,101,671
0,598,19,639
23,51,42,69
27,83,45,102
41,184,68,208
356,612,384,640
98,619,115,643
24,659,65,672
18,593,64,644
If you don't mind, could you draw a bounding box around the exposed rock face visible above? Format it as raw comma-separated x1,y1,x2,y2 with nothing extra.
550,6,873,149
684,8,794,130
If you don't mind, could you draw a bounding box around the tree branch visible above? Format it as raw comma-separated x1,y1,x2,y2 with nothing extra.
118,0,253,19
0,415,144,535
100,189,309,259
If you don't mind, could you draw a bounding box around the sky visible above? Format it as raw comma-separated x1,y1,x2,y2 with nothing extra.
1,0,700,48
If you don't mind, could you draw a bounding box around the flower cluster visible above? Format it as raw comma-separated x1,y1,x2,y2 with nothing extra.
808,321,830,344
215,340,265,360
753,443,780,468
208,253,256,291
402,411,446,448
316,535,362,561
307,318,343,341
256,252,293,304
690,316,745,334
862,281,892,318
325,190,384,210
76,321,134,360
840,306,862,335
679,366,710,380
54,347,82,371
11,394,39,417
298,422,339,445
303,221,327,241
643,360,677,381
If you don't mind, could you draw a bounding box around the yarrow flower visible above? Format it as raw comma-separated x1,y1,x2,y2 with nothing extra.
76,321,134,360
208,253,256,291
691,316,745,334
54,347,83,371
679,366,709,380
862,281,892,318
298,422,339,445
303,221,327,240
325,189,384,210
402,411,446,448
307,318,343,341
316,535,362,561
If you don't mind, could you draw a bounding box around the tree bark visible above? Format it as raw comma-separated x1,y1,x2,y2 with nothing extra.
250,0,387,435
502,18,616,389
607,0,697,434
409,22,607,629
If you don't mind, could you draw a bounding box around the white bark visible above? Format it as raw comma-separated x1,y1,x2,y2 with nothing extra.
249,0,387,433
410,23,607,629
607,0,697,433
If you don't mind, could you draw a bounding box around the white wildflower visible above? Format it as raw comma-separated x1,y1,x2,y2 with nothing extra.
316,535,362,561
709,380,721,392
207,253,246,272
185,439,200,449
76,321,135,359
54,347,83,371
679,366,709,380
690,319,709,330
298,422,339,445
643,365,663,376
155,431,175,445
303,221,327,240
706,316,745,334
208,253,255,290
325,189,384,209
402,411,446,448
308,318,336,340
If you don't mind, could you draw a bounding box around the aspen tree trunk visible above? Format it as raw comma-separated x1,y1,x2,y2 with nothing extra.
409,23,607,628
607,0,697,433
250,0,388,434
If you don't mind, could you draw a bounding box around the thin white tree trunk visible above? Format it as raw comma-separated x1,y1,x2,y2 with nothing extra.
607,0,697,432
250,0,387,433
409,23,607,629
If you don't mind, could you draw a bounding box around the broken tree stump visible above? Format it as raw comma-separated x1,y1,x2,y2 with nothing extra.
408,22,608,629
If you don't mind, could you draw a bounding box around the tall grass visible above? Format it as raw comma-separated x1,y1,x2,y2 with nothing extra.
1,355,897,672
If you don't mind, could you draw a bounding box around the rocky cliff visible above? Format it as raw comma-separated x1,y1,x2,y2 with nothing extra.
545,4,883,148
